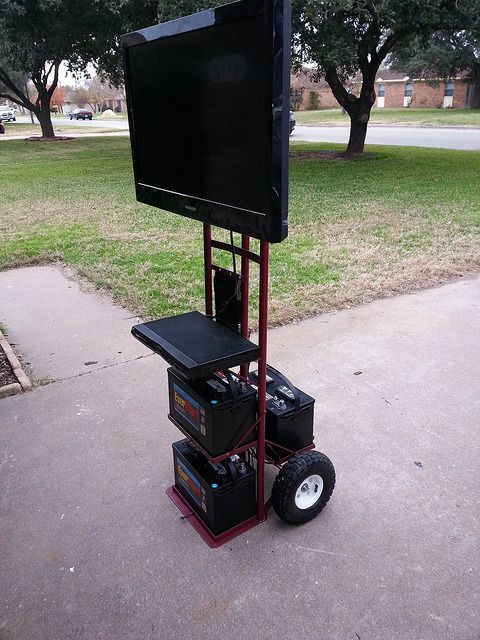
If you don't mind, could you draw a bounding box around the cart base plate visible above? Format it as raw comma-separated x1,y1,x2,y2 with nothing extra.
166,485,262,548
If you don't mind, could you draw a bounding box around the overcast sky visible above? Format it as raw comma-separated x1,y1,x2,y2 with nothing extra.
59,62,96,85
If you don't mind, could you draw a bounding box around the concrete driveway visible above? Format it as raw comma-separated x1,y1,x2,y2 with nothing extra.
1,266,479,640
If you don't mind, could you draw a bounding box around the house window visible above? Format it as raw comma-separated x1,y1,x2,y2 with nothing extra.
404,82,413,97
444,81,454,97
377,83,385,97
290,88,304,110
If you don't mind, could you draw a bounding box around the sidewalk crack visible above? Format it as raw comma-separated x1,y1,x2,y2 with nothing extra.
35,353,154,386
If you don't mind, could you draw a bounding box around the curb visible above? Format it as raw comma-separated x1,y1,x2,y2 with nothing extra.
0,329,32,397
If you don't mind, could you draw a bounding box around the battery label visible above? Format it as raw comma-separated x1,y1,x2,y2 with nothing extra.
173,383,200,431
176,458,202,507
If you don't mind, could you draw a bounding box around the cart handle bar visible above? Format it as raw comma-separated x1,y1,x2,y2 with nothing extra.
210,239,260,265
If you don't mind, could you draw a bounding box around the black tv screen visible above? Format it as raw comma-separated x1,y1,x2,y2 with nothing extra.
121,0,290,242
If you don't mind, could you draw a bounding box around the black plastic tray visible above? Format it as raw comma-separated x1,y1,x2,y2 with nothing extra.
131,311,260,379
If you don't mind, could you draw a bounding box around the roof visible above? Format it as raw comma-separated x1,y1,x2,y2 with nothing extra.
291,68,330,89
291,66,403,89
291,66,470,89
376,68,470,82
376,69,409,82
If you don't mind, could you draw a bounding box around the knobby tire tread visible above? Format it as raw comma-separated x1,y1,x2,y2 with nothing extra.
272,451,335,525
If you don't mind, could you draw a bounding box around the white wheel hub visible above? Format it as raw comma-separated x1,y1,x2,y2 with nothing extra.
295,474,323,509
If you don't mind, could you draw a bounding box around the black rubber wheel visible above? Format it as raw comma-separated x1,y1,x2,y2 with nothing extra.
272,451,335,524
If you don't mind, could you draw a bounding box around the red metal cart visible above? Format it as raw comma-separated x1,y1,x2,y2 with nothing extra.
162,224,335,548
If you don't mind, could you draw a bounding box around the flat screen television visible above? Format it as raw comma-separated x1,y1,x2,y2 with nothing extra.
121,0,290,243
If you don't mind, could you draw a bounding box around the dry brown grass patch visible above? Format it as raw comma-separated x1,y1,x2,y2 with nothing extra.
268,213,480,325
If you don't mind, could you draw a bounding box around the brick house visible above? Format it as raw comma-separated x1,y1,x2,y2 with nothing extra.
63,86,127,114
291,67,473,110
290,68,358,110
375,69,471,108
63,96,126,114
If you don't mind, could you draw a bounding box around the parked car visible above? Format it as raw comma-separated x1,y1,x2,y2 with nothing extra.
69,108,93,121
289,110,296,134
0,106,16,122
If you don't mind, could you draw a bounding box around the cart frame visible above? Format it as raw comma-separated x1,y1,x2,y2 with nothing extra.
166,223,315,547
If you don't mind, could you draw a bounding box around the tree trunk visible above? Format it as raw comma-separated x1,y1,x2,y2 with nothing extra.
34,86,56,138
345,82,376,154
325,65,376,155
346,116,369,154
36,108,55,137
469,67,480,109
35,108,55,138
471,86,480,109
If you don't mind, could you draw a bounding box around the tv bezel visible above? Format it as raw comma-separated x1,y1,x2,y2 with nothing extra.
121,0,290,243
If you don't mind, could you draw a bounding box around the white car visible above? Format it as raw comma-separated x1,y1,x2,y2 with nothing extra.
0,106,16,122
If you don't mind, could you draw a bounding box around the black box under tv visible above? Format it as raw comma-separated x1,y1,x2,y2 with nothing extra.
131,311,260,380
172,439,256,535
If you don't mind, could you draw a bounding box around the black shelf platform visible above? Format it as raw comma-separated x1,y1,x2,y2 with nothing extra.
131,311,260,379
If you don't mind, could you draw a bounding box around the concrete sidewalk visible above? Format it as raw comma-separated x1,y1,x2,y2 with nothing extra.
0,131,129,141
1,266,479,640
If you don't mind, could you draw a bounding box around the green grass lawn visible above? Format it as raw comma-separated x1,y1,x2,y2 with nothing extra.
1,137,479,325
296,108,480,127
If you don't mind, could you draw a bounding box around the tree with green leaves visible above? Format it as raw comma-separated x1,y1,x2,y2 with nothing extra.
390,3,480,109
156,0,461,154
292,0,462,154
156,1,221,22
0,0,158,138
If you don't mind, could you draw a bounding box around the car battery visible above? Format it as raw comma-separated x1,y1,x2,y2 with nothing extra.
249,365,314,460
172,439,256,535
168,367,257,457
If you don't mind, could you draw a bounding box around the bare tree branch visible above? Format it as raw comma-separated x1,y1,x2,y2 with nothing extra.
373,31,405,67
325,66,354,112
47,62,60,98
0,66,37,111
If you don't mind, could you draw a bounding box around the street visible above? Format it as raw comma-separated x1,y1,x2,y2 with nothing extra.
15,114,130,130
11,115,480,150
292,124,480,150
